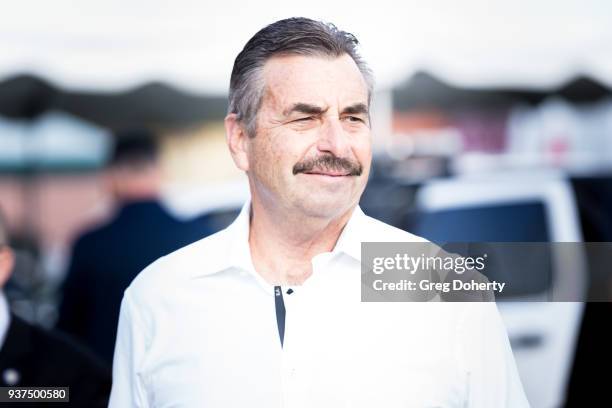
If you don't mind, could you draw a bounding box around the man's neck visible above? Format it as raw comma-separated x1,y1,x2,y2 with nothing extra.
248,200,355,286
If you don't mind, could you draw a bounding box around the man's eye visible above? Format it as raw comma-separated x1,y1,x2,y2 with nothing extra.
344,116,364,123
294,116,313,122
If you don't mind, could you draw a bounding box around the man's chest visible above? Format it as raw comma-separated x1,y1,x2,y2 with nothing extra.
140,272,468,407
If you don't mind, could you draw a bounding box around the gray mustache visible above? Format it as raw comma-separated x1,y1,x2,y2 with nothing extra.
293,154,362,176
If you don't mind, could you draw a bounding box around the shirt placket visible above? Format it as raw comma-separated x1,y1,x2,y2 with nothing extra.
280,273,324,408
280,283,300,408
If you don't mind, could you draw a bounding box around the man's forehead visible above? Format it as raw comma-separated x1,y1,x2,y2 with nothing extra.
261,54,369,111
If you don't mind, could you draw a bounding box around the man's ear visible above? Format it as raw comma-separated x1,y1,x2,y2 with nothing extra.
225,113,250,172
0,247,15,288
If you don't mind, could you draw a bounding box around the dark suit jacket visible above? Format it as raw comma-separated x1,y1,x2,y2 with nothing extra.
0,314,110,407
56,200,228,363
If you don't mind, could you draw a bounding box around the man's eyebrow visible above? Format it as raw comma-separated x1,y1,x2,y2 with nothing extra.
341,103,369,115
283,103,328,117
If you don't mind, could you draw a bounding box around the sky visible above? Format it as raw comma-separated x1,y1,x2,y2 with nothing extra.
1,0,611,93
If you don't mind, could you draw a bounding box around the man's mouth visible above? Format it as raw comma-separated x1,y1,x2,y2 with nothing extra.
302,170,351,177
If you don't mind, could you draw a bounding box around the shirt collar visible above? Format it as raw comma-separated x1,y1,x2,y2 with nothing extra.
194,200,366,279
226,201,259,274
333,205,365,262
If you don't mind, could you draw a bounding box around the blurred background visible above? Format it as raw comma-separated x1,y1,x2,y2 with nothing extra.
1,1,611,406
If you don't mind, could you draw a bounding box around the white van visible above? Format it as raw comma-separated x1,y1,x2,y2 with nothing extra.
414,172,586,408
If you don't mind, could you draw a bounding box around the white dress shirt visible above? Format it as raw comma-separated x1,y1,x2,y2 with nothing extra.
110,203,529,407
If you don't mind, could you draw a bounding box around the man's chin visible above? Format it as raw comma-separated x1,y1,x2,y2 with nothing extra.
293,196,355,220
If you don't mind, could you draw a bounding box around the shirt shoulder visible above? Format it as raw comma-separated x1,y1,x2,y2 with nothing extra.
359,211,428,243
125,227,231,305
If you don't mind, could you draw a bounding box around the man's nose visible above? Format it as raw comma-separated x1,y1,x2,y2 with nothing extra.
316,118,350,157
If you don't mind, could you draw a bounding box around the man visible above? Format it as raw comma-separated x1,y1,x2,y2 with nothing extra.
57,130,218,363
0,210,111,407
110,18,529,407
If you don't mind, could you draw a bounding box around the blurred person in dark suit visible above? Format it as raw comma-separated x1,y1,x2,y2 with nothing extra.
0,209,111,407
57,129,218,363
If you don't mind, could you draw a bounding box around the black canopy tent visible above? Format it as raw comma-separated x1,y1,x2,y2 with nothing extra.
0,75,228,131
393,72,612,111
1,72,611,130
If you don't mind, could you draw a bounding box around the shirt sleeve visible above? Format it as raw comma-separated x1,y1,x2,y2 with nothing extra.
458,302,531,408
109,290,149,408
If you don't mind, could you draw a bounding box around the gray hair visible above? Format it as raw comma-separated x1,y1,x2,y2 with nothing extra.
228,17,374,137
